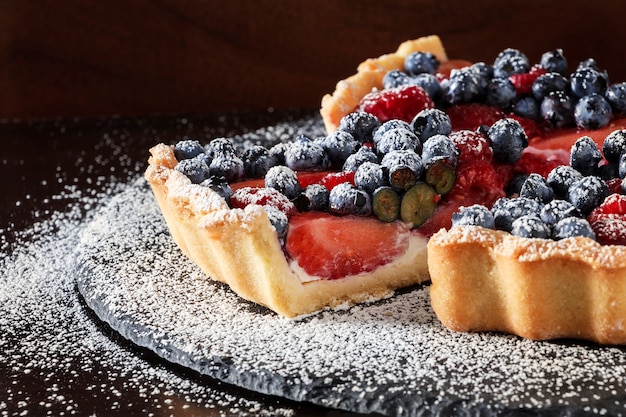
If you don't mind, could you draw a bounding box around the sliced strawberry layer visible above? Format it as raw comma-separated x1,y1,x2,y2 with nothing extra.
588,194,626,245
359,85,434,123
230,187,297,217
530,117,626,150
285,211,410,280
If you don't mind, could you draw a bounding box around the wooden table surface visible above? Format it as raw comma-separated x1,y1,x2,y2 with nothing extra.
2,0,626,120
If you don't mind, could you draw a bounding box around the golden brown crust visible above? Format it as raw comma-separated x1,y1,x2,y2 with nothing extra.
428,226,626,344
145,144,430,317
319,35,449,133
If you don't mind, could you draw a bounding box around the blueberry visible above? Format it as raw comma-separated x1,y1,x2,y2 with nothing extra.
519,173,554,203
173,138,205,161
284,137,330,171
383,70,410,89
263,206,289,241
540,90,575,128
209,153,245,182
546,165,583,199
606,82,626,114
354,162,387,195
570,67,609,98
175,157,211,184
574,94,613,129
597,162,619,180
620,153,626,179
602,129,626,164
553,217,595,240
206,137,236,157
297,183,329,212
381,149,424,190
493,48,530,78
376,128,420,155
373,119,413,145
445,68,482,104
512,96,540,120
540,49,568,75
492,197,543,233
265,165,302,200
566,175,609,215
338,111,381,143
409,73,442,100
531,72,569,102
328,183,372,216
540,199,580,225
200,175,232,201
242,145,277,178
506,174,529,196
320,130,360,166
577,58,603,73
486,77,516,108
404,52,439,75
570,136,602,176
511,214,551,239
470,62,494,90
451,204,495,229
342,146,379,172
268,142,289,165
411,108,452,143
421,134,458,166
487,118,528,163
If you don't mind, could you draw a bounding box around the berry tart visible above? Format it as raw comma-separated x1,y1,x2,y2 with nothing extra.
146,35,626,333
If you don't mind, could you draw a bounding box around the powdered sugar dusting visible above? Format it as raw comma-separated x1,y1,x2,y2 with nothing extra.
74,182,626,416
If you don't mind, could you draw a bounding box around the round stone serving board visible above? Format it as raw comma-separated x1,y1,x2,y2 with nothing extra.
74,180,626,417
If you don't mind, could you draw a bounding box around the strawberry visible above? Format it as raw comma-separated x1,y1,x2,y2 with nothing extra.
317,171,356,190
588,194,626,245
448,130,494,165
508,65,547,96
445,103,505,132
358,85,434,123
230,187,297,217
285,211,410,280
512,150,564,178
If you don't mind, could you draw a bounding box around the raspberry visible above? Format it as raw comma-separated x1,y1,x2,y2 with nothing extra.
445,103,505,131
230,187,297,218
358,85,434,123
448,130,493,165
450,160,505,204
513,151,562,178
587,194,626,245
508,65,547,96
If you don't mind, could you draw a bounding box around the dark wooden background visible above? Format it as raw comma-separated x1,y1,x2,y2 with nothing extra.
2,0,626,120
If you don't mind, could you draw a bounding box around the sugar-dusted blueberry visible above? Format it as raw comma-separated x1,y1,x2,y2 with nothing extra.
200,175,232,201
540,199,580,225
284,136,330,171
242,145,277,178
383,70,410,89
320,130,360,166
338,111,381,143
268,142,289,165
381,149,424,190
404,51,439,75
451,204,495,229
566,175,609,215
421,134,458,166
606,82,626,114
511,214,551,239
328,182,372,216
174,138,205,161
492,197,543,232
487,118,528,163
570,67,608,98
297,183,329,212
373,119,412,145
342,146,379,172
570,135,602,175
470,62,493,90
553,217,595,240
206,137,236,157
505,174,529,196
519,173,554,203
597,162,620,180
411,108,452,143
512,96,540,120
493,48,530,78
486,77,516,108
209,153,245,182
546,165,583,199
265,165,302,200
445,67,482,104
376,127,420,155
540,90,575,128
531,72,569,102
602,129,626,164
175,157,210,184
540,49,568,75
409,73,442,100
354,161,387,195
574,93,613,129
263,205,289,241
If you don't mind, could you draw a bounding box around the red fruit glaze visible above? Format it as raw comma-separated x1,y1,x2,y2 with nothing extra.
230,187,297,217
359,85,434,123
588,194,626,245
285,212,411,280
508,65,547,96
446,103,505,132
448,130,493,165
529,117,626,150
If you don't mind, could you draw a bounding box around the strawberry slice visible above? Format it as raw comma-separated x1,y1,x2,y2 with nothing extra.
588,194,626,245
230,187,297,217
529,117,626,149
446,103,505,132
285,211,410,280
359,85,434,123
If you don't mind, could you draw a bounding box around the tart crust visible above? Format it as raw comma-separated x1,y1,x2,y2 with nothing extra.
320,35,448,133
428,226,626,344
145,144,430,318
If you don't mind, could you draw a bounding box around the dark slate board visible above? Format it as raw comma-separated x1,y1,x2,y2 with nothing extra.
74,180,626,417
